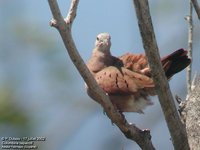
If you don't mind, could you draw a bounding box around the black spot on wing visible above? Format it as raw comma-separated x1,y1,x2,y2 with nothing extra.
115,73,119,88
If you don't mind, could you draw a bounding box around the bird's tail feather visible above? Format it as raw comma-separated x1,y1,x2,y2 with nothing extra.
161,48,191,79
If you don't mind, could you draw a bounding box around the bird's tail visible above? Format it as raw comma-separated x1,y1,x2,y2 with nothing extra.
161,48,191,79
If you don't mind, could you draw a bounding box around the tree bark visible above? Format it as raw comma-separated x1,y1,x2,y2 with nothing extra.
184,75,200,149
132,0,190,149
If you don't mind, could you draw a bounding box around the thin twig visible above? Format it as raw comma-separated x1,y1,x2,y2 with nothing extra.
185,0,193,97
132,0,190,150
47,0,155,149
191,0,200,19
191,72,197,91
65,0,78,25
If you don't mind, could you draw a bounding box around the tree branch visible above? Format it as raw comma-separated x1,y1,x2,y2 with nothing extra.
132,0,190,149
184,75,200,149
185,0,194,97
191,0,200,19
48,0,155,149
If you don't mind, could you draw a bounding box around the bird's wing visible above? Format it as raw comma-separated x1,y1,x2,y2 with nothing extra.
118,53,149,72
94,66,154,95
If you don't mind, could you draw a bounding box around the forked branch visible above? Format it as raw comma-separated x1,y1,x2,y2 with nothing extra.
48,0,155,149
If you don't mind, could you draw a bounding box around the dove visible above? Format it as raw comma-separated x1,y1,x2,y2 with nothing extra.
86,33,191,113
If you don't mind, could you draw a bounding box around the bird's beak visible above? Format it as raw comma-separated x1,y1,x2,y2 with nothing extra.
102,39,110,46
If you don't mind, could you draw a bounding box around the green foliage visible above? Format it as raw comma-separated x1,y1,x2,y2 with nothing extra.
0,87,28,127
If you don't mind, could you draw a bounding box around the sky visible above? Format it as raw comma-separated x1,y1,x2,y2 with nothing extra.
0,0,200,150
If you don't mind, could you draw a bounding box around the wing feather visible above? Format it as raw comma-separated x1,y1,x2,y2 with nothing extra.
94,66,154,95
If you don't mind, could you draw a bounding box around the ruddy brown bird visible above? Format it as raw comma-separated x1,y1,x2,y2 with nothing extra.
86,33,191,113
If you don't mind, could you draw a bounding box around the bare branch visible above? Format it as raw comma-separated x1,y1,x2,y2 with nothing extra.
48,0,155,149
132,0,190,149
65,0,79,25
191,72,197,91
191,0,200,19
48,0,65,28
185,0,193,97
184,75,200,149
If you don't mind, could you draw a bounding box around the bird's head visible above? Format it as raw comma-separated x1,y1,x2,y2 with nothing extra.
95,33,111,53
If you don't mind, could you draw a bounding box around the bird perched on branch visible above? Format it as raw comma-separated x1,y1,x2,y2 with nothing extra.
86,33,191,113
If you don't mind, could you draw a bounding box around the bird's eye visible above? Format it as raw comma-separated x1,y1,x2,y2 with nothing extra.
96,37,99,41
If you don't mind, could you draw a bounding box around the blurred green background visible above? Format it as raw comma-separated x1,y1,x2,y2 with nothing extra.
0,0,199,150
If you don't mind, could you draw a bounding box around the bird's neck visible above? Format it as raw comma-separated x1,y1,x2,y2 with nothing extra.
93,47,111,56
88,48,113,73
